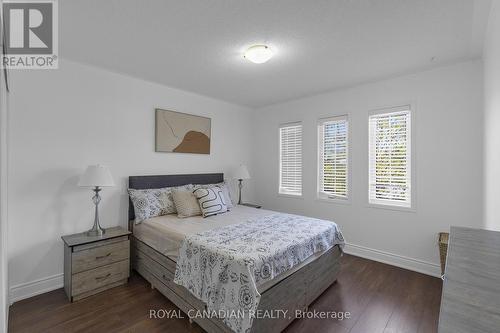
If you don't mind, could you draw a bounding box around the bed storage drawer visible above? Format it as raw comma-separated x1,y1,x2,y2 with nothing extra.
132,236,176,273
132,242,206,310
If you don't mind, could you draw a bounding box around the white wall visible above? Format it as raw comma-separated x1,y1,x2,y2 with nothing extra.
7,59,256,302
484,0,500,231
253,60,483,276
0,56,9,333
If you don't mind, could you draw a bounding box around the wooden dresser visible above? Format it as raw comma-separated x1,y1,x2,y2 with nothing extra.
61,226,131,302
439,227,500,332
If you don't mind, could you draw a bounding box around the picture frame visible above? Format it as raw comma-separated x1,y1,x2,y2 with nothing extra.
155,109,211,154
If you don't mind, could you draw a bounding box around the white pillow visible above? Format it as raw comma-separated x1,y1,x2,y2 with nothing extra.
193,187,228,217
128,186,188,224
193,182,233,208
172,188,202,218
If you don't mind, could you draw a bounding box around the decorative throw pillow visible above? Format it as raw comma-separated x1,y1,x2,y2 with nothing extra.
172,188,202,218
128,185,192,224
193,182,234,208
193,187,229,217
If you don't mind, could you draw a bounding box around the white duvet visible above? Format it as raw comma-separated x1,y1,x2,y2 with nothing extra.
173,212,345,333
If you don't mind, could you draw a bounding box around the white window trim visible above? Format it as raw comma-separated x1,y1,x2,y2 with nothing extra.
316,115,351,204
278,191,303,197
278,122,303,197
367,104,416,212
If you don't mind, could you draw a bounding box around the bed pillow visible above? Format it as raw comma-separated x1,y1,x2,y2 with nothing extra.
128,185,192,224
172,188,202,218
193,182,233,208
193,187,228,217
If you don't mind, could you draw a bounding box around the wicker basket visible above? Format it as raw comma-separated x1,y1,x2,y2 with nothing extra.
438,232,449,276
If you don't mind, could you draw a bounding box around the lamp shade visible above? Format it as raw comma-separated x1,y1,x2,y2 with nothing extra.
233,164,250,180
78,165,115,187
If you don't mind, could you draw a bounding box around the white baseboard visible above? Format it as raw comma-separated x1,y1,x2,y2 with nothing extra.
9,273,63,304
343,242,441,278
7,243,440,304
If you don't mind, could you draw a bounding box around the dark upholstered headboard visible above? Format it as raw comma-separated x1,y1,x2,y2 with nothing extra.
128,173,224,230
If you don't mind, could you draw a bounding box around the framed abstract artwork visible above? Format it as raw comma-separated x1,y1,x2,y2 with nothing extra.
155,109,211,154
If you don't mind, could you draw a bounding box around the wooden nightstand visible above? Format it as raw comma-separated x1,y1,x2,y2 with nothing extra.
61,226,131,302
239,203,262,209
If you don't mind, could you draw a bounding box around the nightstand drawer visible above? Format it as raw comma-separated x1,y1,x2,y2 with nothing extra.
72,259,129,296
72,240,130,274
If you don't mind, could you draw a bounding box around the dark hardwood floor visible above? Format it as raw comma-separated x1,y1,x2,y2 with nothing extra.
8,254,442,333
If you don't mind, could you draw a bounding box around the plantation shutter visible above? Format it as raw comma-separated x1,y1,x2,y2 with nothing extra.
369,106,412,207
279,123,302,196
318,116,348,199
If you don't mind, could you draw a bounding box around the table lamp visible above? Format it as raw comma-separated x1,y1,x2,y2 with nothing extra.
233,164,250,204
78,165,115,236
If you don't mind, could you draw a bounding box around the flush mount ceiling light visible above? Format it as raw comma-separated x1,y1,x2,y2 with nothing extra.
243,45,273,64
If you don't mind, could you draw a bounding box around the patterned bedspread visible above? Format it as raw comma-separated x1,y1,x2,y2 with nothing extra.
173,212,345,333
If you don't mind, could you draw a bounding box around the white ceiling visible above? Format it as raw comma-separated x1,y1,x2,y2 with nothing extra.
60,0,490,108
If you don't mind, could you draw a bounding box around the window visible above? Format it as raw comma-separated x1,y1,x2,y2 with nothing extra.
369,106,412,208
279,123,302,196
318,116,349,200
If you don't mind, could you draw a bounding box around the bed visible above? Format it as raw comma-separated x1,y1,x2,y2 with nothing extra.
128,173,344,333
